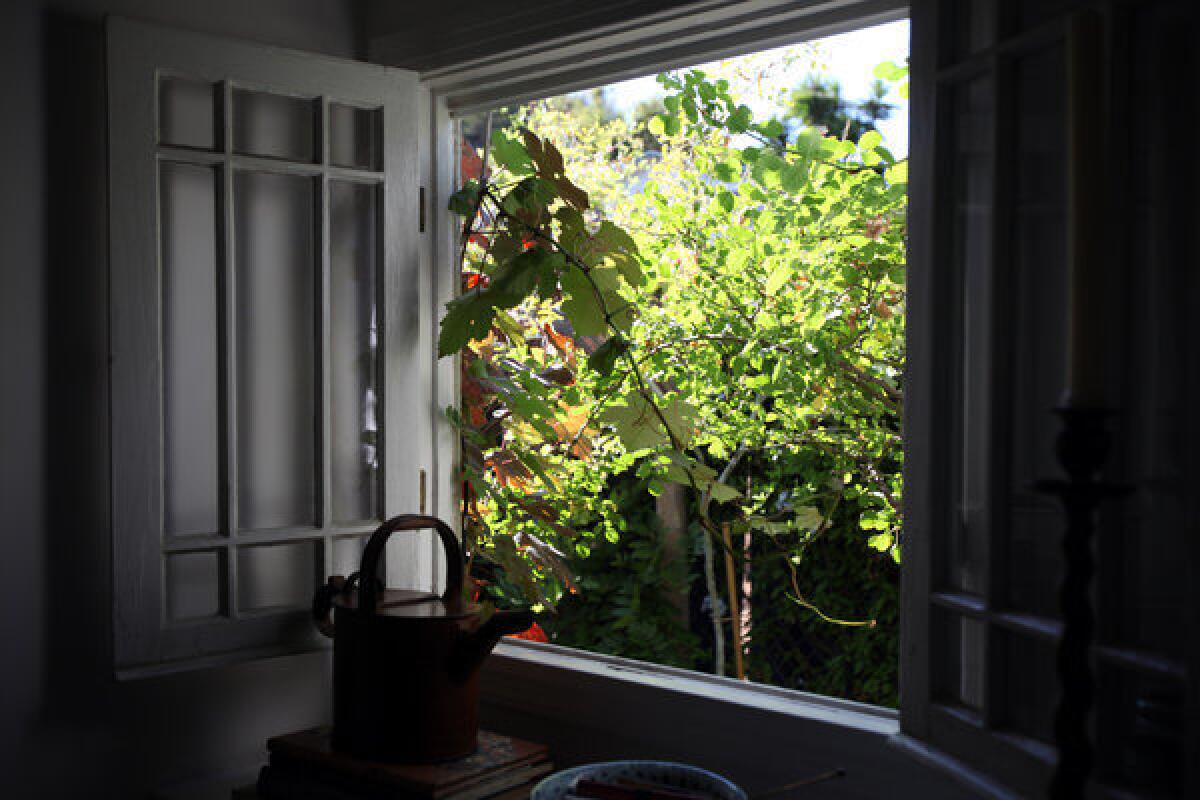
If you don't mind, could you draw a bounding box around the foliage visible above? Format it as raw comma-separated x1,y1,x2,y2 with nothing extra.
539,472,703,668
442,62,908,705
785,75,894,142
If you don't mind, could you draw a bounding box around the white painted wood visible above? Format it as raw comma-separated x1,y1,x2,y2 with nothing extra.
399,0,907,115
479,641,975,798
108,16,422,673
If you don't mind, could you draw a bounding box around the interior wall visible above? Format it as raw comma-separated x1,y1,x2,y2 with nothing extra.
0,1,361,796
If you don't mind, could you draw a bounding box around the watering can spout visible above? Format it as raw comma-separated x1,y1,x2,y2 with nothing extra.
450,608,535,683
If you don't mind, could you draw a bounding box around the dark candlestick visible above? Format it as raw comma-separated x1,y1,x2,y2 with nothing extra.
1036,407,1128,799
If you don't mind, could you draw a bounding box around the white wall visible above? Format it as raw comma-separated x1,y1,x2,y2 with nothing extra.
0,1,360,795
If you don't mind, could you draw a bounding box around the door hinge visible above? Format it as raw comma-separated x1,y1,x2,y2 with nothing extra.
419,468,427,514
419,186,426,233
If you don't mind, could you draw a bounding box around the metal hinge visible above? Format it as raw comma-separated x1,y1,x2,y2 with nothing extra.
419,468,427,514
419,186,426,232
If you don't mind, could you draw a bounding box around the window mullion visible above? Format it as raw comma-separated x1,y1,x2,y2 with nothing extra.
219,78,241,620
983,42,1017,730
319,95,334,580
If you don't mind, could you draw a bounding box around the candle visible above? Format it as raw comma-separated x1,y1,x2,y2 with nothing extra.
1064,10,1106,408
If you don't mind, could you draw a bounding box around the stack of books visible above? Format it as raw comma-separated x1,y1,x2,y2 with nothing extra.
253,728,552,800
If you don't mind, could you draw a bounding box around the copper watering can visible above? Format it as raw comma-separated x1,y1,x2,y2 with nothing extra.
313,515,533,762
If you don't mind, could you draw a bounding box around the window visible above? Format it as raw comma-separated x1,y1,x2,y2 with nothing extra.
396,0,1195,797
108,18,433,674
902,1,1193,797
448,21,909,706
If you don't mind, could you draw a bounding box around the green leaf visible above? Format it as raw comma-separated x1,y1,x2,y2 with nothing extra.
868,532,894,552
608,252,644,287
765,264,790,295
587,336,629,377
872,60,907,81
648,115,666,136
859,130,883,152
438,292,495,356
759,118,784,139
717,190,735,213
490,130,534,174
780,162,807,193
448,181,480,215
600,396,669,452
793,506,823,530
708,482,741,503
727,105,753,134
658,395,698,448
560,267,607,337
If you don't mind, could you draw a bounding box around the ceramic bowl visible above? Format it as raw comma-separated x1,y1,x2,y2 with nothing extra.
530,760,747,800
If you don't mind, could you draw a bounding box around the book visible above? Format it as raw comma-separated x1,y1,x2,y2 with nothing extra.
256,762,552,800
260,727,551,800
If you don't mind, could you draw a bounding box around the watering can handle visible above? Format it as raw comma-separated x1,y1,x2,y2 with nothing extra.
357,514,466,616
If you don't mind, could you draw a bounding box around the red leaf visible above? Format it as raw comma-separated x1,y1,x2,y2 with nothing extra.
508,621,548,643
460,139,484,182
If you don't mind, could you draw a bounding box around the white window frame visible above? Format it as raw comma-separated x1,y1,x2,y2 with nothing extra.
391,2,1019,797
108,17,436,677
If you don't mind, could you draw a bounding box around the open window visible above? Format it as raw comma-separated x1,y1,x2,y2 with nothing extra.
386,1,1195,797
108,17,435,674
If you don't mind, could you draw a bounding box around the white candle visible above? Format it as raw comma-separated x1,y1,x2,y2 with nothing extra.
1064,10,1106,408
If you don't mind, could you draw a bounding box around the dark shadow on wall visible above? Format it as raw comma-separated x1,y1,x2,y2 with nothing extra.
40,8,113,720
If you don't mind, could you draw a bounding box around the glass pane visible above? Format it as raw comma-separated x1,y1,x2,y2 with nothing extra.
951,0,997,62
161,162,221,536
159,76,217,150
945,77,994,594
996,630,1057,744
1109,23,1189,660
166,551,223,620
331,536,368,577
1004,509,1060,617
232,88,316,162
330,181,379,522
330,104,381,170
235,171,317,530
237,542,318,611
934,608,986,709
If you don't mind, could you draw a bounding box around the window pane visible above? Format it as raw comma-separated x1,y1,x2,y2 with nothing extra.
330,104,381,170
1003,46,1068,618
161,162,221,537
237,542,318,610
1004,509,1060,617
235,171,317,530
946,76,994,594
934,608,986,709
331,536,368,577
233,88,316,162
996,630,1056,744
159,76,217,150
330,181,380,522
166,551,223,620
950,0,998,62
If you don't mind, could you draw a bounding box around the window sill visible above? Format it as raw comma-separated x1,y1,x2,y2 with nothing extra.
478,641,972,798
485,638,898,734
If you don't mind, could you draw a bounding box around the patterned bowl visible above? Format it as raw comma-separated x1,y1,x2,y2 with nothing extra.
531,760,747,800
